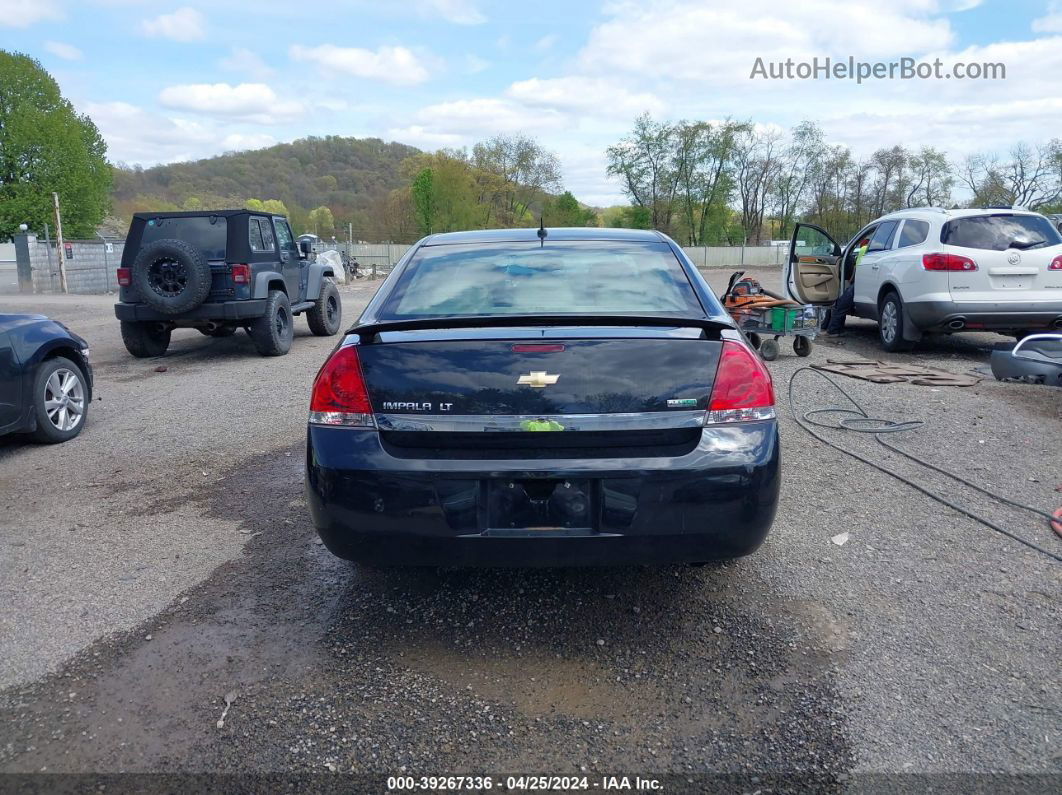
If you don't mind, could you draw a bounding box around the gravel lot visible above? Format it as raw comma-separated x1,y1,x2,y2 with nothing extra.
0,269,1059,789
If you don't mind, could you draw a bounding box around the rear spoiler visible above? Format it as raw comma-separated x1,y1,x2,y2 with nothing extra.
351,314,731,342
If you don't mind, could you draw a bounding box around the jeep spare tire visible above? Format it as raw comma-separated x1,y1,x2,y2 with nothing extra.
131,238,213,315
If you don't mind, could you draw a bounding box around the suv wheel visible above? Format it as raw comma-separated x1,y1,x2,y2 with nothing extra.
131,238,213,315
248,290,293,356
121,321,171,358
878,291,914,352
32,357,89,443
306,280,342,336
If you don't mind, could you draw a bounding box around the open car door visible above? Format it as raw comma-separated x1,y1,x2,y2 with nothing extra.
786,223,843,305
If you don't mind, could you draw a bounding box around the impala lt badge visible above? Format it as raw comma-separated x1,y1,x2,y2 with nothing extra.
517,371,560,388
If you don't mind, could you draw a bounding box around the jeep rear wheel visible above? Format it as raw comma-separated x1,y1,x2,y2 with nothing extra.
131,238,213,316
307,280,342,336
121,321,171,358
248,290,293,356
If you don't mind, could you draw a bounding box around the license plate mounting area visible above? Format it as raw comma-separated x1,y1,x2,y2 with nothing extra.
484,478,595,534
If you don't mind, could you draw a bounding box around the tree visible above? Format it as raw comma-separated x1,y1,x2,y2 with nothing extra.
410,167,436,235
403,150,480,235
905,147,953,208
606,113,677,231
733,127,781,244
543,191,595,227
672,119,747,245
245,198,289,217
472,134,562,226
0,50,111,238
308,205,335,236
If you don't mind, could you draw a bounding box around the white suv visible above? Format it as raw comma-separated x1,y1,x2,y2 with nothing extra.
785,208,1062,351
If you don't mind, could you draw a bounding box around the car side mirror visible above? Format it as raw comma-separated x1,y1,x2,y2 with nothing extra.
298,240,312,257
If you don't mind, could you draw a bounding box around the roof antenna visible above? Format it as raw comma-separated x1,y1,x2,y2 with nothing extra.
537,216,547,247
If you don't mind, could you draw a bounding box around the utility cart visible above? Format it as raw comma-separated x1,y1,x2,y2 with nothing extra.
720,271,822,361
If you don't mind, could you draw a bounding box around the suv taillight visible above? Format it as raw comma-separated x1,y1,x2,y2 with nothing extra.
309,345,374,427
706,340,775,424
923,252,977,271
116,267,131,287
231,263,250,284
1049,255,1062,271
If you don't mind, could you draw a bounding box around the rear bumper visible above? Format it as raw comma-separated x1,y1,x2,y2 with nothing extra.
305,421,780,567
114,300,267,323
905,299,1062,332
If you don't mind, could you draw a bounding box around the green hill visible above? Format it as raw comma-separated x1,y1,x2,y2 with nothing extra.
111,135,422,235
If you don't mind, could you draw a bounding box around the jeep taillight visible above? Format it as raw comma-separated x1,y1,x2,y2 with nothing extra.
116,267,131,287
231,264,250,284
705,341,776,424
923,253,977,271
309,345,375,428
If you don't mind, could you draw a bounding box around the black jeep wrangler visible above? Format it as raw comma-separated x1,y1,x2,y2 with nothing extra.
113,210,342,357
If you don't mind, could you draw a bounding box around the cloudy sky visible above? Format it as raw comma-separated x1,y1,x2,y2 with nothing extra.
3,0,1061,205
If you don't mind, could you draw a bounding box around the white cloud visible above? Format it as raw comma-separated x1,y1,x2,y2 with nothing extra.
140,7,206,42
506,77,666,118
413,0,485,25
84,101,283,165
578,0,957,82
1033,1,1062,33
386,125,467,149
534,34,558,51
158,83,300,124
222,132,276,151
0,0,62,27
219,47,273,79
82,101,214,164
44,41,83,60
290,43,431,85
413,98,569,135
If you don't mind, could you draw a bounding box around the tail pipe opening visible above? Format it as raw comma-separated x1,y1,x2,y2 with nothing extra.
947,318,966,331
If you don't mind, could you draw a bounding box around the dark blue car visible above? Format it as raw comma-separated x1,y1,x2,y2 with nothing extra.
0,314,92,443
306,228,778,566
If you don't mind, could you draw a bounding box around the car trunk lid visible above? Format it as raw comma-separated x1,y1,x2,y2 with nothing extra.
357,326,721,421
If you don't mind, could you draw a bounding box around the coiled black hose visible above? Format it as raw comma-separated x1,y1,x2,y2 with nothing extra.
787,367,1062,564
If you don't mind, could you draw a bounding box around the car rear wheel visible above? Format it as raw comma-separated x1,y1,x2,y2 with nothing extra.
31,357,88,443
120,321,171,358
878,291,915,352
307,279,342,336
248,289,293,356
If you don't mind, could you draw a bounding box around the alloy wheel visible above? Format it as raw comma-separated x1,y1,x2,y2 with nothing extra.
147,257,187,297
44,368,85,432
881,301,898,343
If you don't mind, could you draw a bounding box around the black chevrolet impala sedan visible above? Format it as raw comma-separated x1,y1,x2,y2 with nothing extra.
306,228,779,566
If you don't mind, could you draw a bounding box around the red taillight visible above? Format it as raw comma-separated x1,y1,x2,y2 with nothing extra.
923,252,977,271
1049,255,1062,271
231,263,250,284
511,343,565,353
309,345,374,427
116,267,131,287
706,340,775,424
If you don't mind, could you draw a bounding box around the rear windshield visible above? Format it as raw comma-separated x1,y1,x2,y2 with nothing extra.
941,214,1061,251
380,241,704,318
141,216,227,259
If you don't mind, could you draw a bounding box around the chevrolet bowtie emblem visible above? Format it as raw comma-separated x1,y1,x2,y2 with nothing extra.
517,371,560,388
